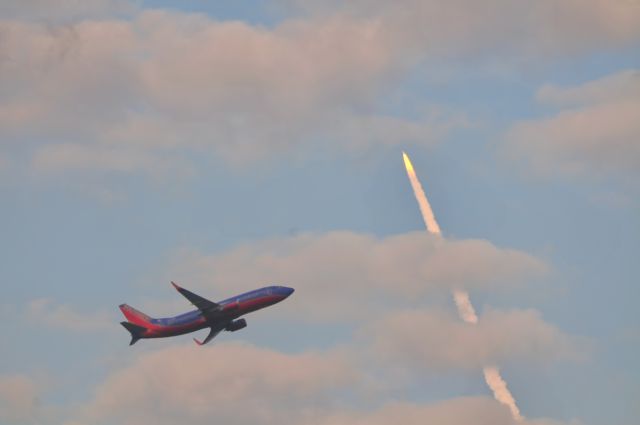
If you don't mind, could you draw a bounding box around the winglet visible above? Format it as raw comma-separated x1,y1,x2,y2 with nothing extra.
171,281,181,290
192,327,222,346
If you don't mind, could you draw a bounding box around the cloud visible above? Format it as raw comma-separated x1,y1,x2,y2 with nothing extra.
2,10,457,178
287,0,640,58
0,374,40,424
78,342,360,425
78,356,580,425
0,0,134,22
363,308,588,371
536,70,640,107
318,397,514,425
26,298,115,332
167,231,548,321
503,70,640,179
67,340,582,425
321,398,580,425
4,1,638,180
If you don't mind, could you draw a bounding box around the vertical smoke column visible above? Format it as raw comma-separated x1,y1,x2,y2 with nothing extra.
402,151,524,421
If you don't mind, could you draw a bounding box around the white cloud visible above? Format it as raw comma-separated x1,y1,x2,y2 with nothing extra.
169,231,548,321
0,19,140,146
26,298,115,332
363,308,588,370
536,70,640,107
79,342,360,425
287,0,640,58
317,397,516,425
0,375,40,424
63,339,584,425
3,1,638,180
504,70,640,178
0,0,134,22
2,11,448,177
77,354,581,425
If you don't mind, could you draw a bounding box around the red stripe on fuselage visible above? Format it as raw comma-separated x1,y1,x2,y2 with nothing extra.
144,316,207,338
142,294,286,338
233,294,284,315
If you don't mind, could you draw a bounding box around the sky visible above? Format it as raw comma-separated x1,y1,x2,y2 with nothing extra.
0,1,639,424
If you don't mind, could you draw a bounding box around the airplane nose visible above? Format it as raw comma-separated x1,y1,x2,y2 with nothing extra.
285,287,295,296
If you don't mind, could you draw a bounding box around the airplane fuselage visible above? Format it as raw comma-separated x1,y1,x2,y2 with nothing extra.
120,285,294,344
146,286,292,338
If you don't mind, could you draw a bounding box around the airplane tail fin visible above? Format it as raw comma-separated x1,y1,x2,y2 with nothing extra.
119,304,153,326
120,321,147,346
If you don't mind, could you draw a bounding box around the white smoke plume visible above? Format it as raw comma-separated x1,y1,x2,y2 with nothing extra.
402,151,524,421
483,366,524,421
452,289,479,324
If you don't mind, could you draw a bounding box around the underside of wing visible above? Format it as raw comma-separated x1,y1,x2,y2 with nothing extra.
171,281,220,312
193,324,226,346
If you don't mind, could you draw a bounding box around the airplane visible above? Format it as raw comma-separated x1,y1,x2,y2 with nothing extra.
119,282,294,346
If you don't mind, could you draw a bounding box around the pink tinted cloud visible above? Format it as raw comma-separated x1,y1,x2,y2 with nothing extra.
26,298,115,332
168,231,548,321
0,374,40,423
2,1,639,178
80,342,359,425
504,70,640,178
362,308,588,370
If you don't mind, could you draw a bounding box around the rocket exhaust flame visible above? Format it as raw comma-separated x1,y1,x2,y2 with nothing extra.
401,151,524,421
402,152,442,236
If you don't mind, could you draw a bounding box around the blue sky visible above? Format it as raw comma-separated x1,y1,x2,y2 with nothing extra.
0,1,639,424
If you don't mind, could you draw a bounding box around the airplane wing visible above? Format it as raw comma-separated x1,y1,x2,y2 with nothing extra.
193,323,227,346
171,281,220,313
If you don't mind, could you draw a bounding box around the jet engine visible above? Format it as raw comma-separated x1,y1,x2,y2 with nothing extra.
225,319,247,332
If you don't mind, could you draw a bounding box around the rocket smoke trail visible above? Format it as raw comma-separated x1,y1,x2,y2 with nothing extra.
402,152,442,236
484,366,524,421
452,289,479,325
401,151,524,421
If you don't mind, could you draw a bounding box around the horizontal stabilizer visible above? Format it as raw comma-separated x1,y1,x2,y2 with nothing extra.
120,321,147,346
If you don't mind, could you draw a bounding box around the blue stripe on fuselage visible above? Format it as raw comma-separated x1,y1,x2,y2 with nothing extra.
151,309,202,326
151,285,290,326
